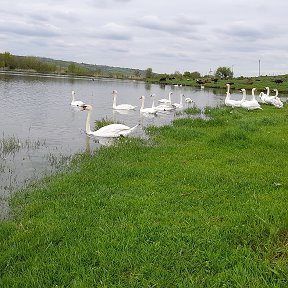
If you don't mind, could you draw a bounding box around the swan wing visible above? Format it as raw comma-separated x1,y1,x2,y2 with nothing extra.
93,124,138,137
158,99,170,104
114,104,137,110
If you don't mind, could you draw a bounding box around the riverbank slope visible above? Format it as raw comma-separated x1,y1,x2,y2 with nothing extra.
1,106,288,287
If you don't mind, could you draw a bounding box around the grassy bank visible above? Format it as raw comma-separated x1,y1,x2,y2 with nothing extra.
147,75,288,95
1,105,288,287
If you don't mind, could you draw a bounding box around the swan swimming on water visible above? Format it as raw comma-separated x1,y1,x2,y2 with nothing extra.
158,91,173,104
80,104,138,137
172,93,185,109
185,97,193,104
139,95,158,114
151,94,175,112
71,91,85,107
112,90,137,110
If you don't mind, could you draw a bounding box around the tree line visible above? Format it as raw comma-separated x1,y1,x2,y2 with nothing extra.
0,52,58,73
0,52,234,82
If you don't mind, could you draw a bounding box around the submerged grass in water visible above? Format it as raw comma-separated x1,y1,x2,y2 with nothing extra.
0,105,288,287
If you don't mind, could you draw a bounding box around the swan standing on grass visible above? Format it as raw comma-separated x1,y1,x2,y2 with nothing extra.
112,90,137,110
271,89,284,108
71,91,85,107
259,88,281,106
158,91,173,104
80,104,138,137
139,95,158,114
240,88,262,110
224,84,243,107
151,94,175,112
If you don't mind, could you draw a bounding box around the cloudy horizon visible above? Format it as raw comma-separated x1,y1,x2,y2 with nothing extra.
1,0,287,77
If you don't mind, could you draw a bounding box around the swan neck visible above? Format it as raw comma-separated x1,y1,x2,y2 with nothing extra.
86,109,92,134
151,97,155,108
241,91,246,101
113,94,117,108
72,92,75,101
141,97,145,109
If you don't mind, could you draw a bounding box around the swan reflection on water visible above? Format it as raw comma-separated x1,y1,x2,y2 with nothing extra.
85,134,117,150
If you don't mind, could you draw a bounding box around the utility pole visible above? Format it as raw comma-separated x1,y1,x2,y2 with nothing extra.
258,59,261,76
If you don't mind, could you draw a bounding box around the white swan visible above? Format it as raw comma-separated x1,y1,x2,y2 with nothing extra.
80,104,138,137
112,90,137,110
224,84,243,107
260,87,278,105
158,91,173,104
172,93,185,109
151,94,175,112
240,88,262,110
139,96,157,114
271,89,284,108
71,91,85,107
185,97,193,103
258,92,267,104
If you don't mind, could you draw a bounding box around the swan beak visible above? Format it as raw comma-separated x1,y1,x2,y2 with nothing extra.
80,104,87,111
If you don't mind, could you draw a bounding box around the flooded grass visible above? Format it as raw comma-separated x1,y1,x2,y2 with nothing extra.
0,134,21,156
0,135,73,219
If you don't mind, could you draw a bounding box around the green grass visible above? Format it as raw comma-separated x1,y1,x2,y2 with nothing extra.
147,75,288,95
1,106,288,287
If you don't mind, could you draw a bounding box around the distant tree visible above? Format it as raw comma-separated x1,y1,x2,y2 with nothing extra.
174,71,182,76
183,71,191,78
215,66,233,79
134,70,141,77
145,67,153,78
190,71,201,79
67,63,77,74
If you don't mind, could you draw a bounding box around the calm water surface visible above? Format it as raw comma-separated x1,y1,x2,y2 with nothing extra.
0,73,227,219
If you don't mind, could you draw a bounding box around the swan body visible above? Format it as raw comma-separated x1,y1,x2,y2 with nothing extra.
71,91,85,107
158,92,173,104
224,84,243,107
81,104,138,137
185,97,193,103
260,87,279,105
270,89,283,108
151,94,175,111
139,96,158,114
112,90,137,110
172,94,185,109
240,88,262,110
258,92,267,104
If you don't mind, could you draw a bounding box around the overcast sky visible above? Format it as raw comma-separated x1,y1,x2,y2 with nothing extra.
1,0,287,76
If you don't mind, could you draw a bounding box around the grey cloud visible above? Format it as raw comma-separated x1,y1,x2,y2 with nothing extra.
0,22,60,37
94,23,133,40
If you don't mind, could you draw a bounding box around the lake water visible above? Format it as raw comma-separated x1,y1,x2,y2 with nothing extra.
0,73,228,219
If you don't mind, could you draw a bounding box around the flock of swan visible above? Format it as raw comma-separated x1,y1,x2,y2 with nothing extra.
70,90,193,138
225,84,284,110
71,84,285,139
